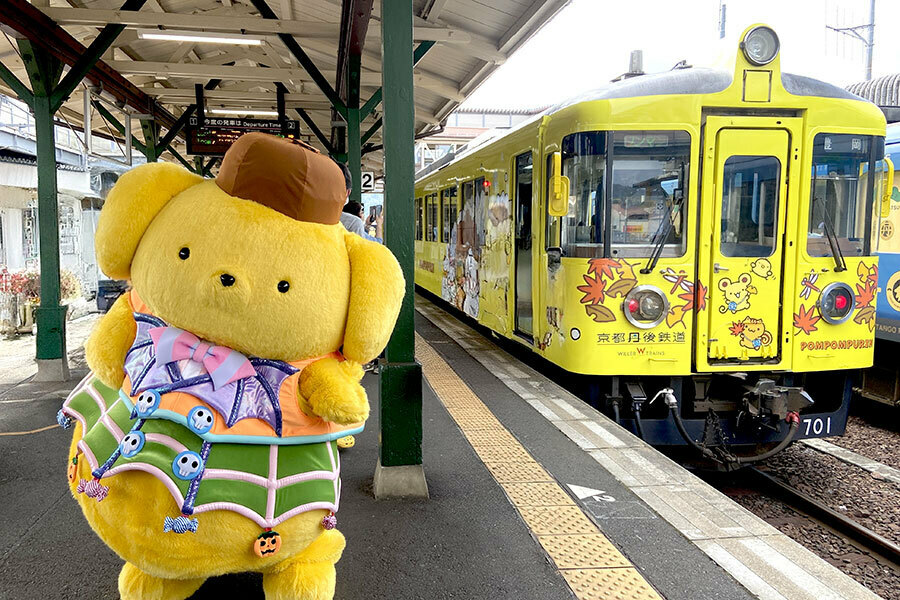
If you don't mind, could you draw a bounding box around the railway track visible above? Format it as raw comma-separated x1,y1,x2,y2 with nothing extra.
745,467,900,574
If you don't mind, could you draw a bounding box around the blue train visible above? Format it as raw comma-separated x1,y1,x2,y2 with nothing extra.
861,123,900,406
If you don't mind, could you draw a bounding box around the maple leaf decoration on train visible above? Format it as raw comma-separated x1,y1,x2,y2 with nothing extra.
728,320,745,336
577,274,607,305
855,282,876,310
587,258,619,281
853,262,877,331
677,280,707,313
578,259,637,323
661,269,704,329
858,261,878,287
793,304,820,336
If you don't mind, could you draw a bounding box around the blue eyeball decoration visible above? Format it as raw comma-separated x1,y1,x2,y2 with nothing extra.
133,389,161,418
120,431,146,458
173,451,204,480
187,406,215,435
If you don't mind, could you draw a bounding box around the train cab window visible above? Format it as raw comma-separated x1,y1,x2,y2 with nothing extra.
720,156,780,257
441,186,458,243
808,134,882,257
415,197,423,241
549,130,689,258
609,131,689,257
425,193,439,242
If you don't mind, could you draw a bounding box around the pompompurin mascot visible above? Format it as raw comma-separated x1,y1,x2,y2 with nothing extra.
57,133,404,600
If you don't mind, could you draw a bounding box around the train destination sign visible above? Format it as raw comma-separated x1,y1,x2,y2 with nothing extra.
186,116,300,156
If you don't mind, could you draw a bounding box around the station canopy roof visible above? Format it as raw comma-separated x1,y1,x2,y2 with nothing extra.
0,0,569,174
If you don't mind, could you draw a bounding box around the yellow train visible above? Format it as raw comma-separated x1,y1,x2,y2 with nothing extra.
414,25,893,464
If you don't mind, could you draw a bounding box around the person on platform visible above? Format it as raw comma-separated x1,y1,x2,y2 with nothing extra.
337,163,383,243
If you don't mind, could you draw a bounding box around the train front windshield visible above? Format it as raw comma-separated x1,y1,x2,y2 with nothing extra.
808,133,884,257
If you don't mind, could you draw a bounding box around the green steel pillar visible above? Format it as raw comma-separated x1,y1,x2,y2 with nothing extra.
375,0,427,498
141,119,159,162
347,53,362,205
194,155,204,176
19,41,69,380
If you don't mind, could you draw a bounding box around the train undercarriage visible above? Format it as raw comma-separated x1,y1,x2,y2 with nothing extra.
589,372,852,468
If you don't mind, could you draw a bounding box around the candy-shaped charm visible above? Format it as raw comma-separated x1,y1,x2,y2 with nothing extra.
57,409,72,429
253,530,282,557
76,478,109,502
322,512,337,530
163,515,199,534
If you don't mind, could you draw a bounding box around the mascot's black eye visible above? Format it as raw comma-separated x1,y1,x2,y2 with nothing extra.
277,280,290,293
178,247,190,260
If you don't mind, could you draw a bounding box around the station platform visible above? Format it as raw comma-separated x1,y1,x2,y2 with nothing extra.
0,298,882,600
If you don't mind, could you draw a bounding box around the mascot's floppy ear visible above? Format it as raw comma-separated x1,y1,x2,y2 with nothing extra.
341,231,405,364
95,162,203,280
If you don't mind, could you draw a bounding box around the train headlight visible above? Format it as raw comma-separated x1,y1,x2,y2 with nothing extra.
741,26,779,66
818,282,854,325
623,286,669,329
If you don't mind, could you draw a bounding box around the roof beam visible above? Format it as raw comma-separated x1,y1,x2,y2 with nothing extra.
0,0,178,131
105,60,314,82
412,17,504,64
497,0,567,53
357,70,463,103
247,0,344,113
52,0,149,112
420,0,449,22
143,87,331,108
37,8,471,44
335,0,373,100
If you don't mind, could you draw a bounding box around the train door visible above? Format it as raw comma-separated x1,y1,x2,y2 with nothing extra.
699,116,799,366
514,151,534,339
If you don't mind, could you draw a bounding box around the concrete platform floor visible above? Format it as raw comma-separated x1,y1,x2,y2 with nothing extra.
1,355,572,599
0,298,881,600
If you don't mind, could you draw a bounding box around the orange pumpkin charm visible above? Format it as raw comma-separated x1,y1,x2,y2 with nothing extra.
67,457,78,483
253,530,281,558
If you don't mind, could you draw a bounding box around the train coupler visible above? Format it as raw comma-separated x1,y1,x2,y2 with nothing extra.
742,379,814,420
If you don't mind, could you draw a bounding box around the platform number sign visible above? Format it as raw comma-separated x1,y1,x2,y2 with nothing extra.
361,171,376,192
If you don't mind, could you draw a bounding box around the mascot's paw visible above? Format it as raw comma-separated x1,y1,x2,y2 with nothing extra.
118,562,206,600
262,530,345,600
84,292,134,389
299,357,369,425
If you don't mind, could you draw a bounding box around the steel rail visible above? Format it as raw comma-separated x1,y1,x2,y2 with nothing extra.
748,467,900,571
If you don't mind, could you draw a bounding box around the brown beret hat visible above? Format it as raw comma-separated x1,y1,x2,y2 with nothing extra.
215,132,345,224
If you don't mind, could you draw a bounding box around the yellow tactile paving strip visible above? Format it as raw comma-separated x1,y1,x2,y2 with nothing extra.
416,334,664,600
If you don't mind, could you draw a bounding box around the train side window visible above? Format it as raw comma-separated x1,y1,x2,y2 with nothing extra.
415,197,423,241
561,131,606,258
441,186,458,243
609,131,689,257
551,130,690,259
425,193,439,242
807,133,881,257
474,177,487,248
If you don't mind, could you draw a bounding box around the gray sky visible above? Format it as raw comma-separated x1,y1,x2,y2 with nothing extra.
462,0,900,110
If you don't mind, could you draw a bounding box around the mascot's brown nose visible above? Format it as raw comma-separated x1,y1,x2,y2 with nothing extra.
220,273,236,287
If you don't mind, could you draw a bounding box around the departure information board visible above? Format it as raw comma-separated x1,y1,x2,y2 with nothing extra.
186,116,300,156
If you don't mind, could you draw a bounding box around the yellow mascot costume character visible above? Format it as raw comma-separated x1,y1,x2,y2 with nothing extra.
56,133,405,600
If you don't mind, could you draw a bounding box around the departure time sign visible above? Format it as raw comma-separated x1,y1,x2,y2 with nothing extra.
186,116,300,156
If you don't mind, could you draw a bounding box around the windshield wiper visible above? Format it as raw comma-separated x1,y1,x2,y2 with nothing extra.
816,196,847,272
641,163,685,274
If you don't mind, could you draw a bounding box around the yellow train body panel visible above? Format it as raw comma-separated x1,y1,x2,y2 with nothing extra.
414,25,886,380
